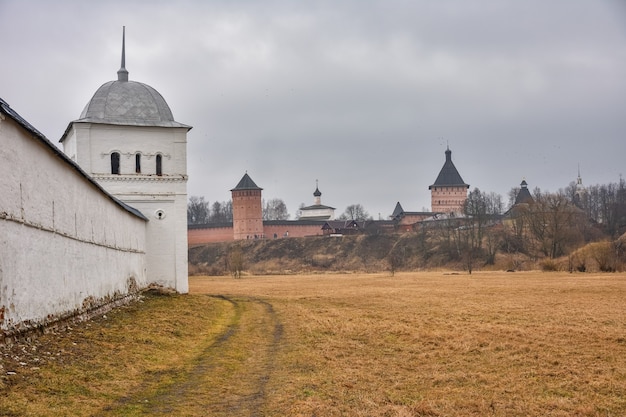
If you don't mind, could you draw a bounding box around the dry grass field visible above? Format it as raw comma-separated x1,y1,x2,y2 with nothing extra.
2,271,626,416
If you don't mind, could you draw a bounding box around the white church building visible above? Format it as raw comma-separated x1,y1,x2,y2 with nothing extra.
297,182,336,221
0,30,190,341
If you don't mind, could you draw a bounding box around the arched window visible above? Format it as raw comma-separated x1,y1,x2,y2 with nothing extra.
156,154,163,176
135,153,141,173
111,152,120,174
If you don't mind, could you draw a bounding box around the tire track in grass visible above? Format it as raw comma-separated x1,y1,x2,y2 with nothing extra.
99,295,282,417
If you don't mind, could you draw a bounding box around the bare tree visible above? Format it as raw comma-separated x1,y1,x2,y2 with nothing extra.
339,204,372,221
222,200,233,222
387,250,401,276
507,186,521,210
428,189,503,270
594,180,626,238
484,191,504,264
228,245,244,278
460,188,490,273
263,198,290,220
524,192,584,258
503,188,531,254
486,191,504,215
430,214,463,262
187,196,210,225
210,200,233,223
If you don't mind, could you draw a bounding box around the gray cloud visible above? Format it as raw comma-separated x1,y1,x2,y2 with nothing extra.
2,0,625,218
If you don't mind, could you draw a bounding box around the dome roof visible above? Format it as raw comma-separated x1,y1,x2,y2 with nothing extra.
77,79,187,128
73,27,188,129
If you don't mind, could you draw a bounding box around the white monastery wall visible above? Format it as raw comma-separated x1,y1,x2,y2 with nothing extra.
0,114,147,338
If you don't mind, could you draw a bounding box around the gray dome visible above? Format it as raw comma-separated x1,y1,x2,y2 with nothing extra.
70,26,190,131
77,80,188,128
60,77,191,143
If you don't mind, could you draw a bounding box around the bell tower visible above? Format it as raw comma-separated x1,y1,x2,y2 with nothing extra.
60,28,191,293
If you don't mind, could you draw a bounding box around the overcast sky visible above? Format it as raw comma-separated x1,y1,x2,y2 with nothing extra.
2,0,625,219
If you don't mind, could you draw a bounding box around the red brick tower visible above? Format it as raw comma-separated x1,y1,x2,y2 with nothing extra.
231,173,264,240
429,147,469,215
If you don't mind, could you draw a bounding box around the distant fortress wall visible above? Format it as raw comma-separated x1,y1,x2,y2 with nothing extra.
188,221,325,244
263,222,324,239
188,225,235,245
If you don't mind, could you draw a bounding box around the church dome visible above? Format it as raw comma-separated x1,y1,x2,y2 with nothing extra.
78,79,185,127
74,27,188,129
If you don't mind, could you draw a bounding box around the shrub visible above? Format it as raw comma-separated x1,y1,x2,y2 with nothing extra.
188,262,224,276
587,241,617,272
228,245,244,278
541,259,560,272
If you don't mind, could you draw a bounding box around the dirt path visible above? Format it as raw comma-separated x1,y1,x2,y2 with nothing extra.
98,295,283,416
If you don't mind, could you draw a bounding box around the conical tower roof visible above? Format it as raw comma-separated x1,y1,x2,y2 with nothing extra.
429,147,469,189
231,173,263,191
391,202,404,218
514,179,533,205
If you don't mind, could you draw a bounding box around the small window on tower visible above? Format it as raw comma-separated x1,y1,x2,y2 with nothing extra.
156,154,163,176
135,153,141,173
111,152,120,174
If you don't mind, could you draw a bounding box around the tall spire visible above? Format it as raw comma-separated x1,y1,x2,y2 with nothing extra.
117,26,129,82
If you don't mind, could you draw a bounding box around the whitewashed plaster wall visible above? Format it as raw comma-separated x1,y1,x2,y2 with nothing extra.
64,123,188,292
63,124,188,176
0,115,147,336
299,207,336,220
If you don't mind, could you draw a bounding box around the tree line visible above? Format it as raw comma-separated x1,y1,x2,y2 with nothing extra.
187,197,291,225
188,198,375,225
187,196,233,225
423,178,626,273
188,178,626,271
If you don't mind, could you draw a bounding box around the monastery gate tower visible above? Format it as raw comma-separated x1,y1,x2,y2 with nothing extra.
60,29,191,292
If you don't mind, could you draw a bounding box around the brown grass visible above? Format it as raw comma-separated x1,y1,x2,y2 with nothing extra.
192,271,626,416
0,293,236,416
2,271,626,416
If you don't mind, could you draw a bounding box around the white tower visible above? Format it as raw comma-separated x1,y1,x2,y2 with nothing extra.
60,28,191,292
574,165,586,207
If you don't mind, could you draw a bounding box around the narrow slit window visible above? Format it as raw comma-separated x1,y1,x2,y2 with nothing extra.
135,153,141,173
156,154,162,176
111,152,120,174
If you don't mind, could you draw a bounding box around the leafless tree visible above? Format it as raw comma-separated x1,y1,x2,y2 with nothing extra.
562,178,626,238
187,196,210,225
387,254,398,276
459,188,490,273
524,192,584,258
263,198,290,220
339,204,373,221
210,200,233,223
228,245,244,278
